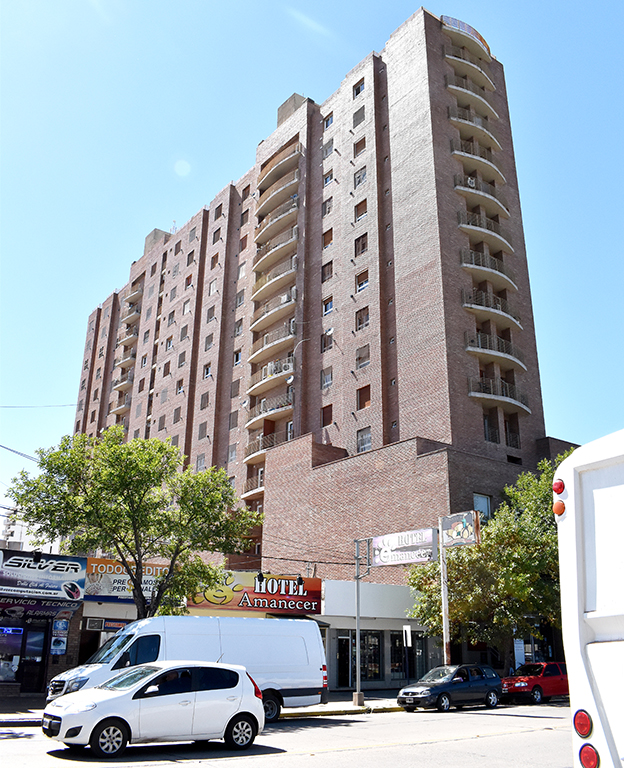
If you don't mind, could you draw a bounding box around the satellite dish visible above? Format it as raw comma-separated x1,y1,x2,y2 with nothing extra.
286,375,294,385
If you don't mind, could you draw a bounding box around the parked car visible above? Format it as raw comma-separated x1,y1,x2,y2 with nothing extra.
42,660,264,758
397,664,502,712
501,662,568,704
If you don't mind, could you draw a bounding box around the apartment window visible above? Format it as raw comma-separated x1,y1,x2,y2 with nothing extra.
205,333,213,351
146,307,152,320
473,493,492,521
323,229,333,249
151,263,157,276
90,410,96,423
354,136,366,157
322,197,333,217
173,406,181,423
211,254,218,270
172,264,179,278
286,421,294,440
200,392,209,410
196,454,206,472
180,325,188,341
178,351,186,367
187,251,194,266
189,227,196,241
228,444,237,463
158,415,166,432
355,199,368,222
323,170,333,187
170,286,177,301
198,421,207,440
133,429,140,439
321,367,333,389
206,306,215,322
324,112,333,129
357,426,372,453
203,363,211,379
241,209,249,227
321,331,333,352
321,261,333,283
101,327,107,339
321,404,333,427
234,318,243,336
237,262,246,279
163,362,170,377
323,296,333,316
174,240,182,255
170,435,179,447
185,274,193,289
356,344,370,368
161,388,168,404
353,78,365,97
354,166,367,188
355,233,368,256
356,306,370,331
141,354,148,368
239,234,248,252
356,270,369,292
212,228,221,244
138,378,146,392
166,336,173,350
353,106,365,128
233,349,242,365
242,185,250,201
177,379,184,394
182,299,191,314
214,203,222,219
235,290,244,307
231,379,240,398
357,385,371,410
229,411,238,429
168,311,175,326
95,368,101,379
93,388,99,401
143,330,150,343
322,138,334,159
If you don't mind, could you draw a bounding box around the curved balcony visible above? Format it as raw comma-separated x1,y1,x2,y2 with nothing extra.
446,75,498,120
256,169,299,219
258,143,302,192
246,392,294,430
444,45,494,90
464,331,526,371
462,289,522,330
125,286,143,304
458,211,513,252
460,249,517,292
250,290,296,333
241,475,265,501
454,175,509,218
117,328,139,347
451,139,505,185
120,305,141,325
110,396,131,416
441,16,491,62
112,374,134,392
249,323,296,364
252,256,297,303
255,198,299,245
247,357,295,397
448,106,501,151
244,431,289,465
114,349,136,369
468,377,530,414
253,226,298,273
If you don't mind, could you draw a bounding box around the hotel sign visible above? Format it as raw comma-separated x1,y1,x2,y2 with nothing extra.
371,528,438,566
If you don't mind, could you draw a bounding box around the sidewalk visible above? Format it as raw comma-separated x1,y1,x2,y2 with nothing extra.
0,690,402,728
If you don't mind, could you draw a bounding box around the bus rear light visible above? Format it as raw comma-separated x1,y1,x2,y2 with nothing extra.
553,479,565,494
574,709,593,738
553,500,566,516
579,744,599,768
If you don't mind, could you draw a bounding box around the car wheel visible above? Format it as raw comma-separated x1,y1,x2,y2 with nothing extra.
436,693,451,712
224,714,256,750
485,690,499,708
263,693,281,723
530,686,543,704
403,706,416,712
89,719,129,758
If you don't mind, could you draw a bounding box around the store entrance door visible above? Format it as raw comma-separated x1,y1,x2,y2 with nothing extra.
19,627,47,692
337,635,352,687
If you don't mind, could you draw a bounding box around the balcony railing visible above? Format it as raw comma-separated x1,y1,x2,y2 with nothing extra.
112,373,134,391
468,377,529,409
121,304,141,324
460,249,516,285
251,289,296,326
252,256,297,296
484,425,500,444
249,358,294,389
462,289,520,324
258,143,302,188
446,74,497,117
244,431,289,459
114,350,137,368
465,331,525,364
448,106,500,147
117,328,139,347
243,475,265,495
454,175,508,213
246,392,293,424
250,323,296,357
255,199,299,240
458,211,512,248
506,431,521,449
254,226,298,267
444,45,492,79
451,138,497,165
256,169,299,211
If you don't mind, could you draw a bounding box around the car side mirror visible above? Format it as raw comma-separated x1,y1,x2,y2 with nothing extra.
144,685,159,696
452,676,463,683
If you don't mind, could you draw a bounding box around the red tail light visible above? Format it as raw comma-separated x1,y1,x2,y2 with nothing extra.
553,479,565,494
574,710,593,738
579,744,599,768
322,664,328,688
247,672,263,700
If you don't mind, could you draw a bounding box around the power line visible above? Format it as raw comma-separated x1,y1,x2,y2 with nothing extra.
0,445,38,462
0,404,76,408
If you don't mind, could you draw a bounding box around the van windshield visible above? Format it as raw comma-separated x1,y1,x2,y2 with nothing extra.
86,632,135,665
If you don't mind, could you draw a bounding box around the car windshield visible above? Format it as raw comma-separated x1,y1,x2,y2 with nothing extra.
420,665,457,683
86,632,135,665
513,664,544,677
98,665,160,690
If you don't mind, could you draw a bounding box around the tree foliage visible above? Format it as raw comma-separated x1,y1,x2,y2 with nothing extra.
8,426,262,618
408,452,573,668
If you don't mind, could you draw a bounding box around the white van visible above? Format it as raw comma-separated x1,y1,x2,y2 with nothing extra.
48,615,328,721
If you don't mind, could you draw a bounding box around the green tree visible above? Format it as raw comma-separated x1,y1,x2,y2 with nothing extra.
8,426,262,618
408,452,572,670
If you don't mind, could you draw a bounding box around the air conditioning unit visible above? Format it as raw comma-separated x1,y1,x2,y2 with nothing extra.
467,177,476,188
86,618,104,632
280,293,290,304
291,287,297,300
282,362,294,374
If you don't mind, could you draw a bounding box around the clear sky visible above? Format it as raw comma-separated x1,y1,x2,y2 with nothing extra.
1,0,623,511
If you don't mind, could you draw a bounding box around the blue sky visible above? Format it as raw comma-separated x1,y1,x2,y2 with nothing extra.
1,0,623,509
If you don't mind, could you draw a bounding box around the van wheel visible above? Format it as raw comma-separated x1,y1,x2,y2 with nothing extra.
89,719,128,758
224,714,256,749
263,693,281,722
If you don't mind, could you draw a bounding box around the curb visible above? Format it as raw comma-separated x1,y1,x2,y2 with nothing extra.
0,718,42,728
280,704,403,719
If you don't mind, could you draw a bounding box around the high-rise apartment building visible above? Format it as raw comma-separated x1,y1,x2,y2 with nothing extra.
76,9,562,582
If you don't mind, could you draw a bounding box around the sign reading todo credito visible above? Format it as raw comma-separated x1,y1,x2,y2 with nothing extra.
372,528,438,566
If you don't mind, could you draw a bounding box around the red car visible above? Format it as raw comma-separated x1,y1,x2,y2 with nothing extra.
501,662,568,704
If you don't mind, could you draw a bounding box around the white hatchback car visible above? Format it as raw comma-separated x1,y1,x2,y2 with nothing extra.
42,660,265,758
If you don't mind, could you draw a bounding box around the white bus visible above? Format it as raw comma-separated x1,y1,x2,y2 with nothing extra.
553,429,624,768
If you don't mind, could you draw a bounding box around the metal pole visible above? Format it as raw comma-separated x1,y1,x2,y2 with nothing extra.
439,516,451,665
353,539,364,706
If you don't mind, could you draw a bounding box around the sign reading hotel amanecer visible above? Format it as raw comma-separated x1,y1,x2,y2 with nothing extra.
371,528,438,567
